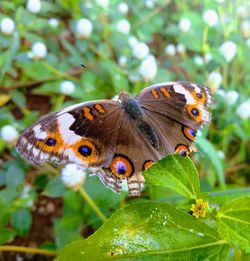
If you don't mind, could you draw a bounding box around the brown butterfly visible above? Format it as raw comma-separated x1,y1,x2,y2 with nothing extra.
16,81,213,196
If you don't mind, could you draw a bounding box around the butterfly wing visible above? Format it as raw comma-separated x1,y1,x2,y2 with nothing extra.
136,81,213,156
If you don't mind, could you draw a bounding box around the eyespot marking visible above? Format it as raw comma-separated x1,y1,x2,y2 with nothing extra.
142,160,154,171
78,145,92,157
182,126,197,142
83,107,94,121
186,105,203,123
151,89,159,99
192,90,207,103
94,104,105,114
44,138,57,146
175,144,190,157
160,87,170,97
110,154,134,179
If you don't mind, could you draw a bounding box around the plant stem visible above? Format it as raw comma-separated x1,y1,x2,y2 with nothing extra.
78,186,107,223
0,245,56,256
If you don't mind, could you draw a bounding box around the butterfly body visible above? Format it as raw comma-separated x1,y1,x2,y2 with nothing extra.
16,81,213,196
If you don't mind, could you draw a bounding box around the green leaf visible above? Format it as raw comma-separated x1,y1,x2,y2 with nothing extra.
11,208,32,236
196,137,225,189
0,228,16,244
56,202,228,260
143,155,200,199
5,163,25,189
216,196,250,253
43,176,66,198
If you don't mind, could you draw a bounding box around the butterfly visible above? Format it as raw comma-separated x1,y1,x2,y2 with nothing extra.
16,81,213,196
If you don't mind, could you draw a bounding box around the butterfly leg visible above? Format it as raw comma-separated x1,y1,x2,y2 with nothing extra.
127,172,145,196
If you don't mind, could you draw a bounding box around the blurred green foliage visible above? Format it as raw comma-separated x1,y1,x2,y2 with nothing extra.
0,0,250,260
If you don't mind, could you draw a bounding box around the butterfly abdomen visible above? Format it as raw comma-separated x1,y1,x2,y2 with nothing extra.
122,98,159,149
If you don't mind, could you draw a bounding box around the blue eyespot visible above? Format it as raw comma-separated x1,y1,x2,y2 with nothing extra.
191,108,199,116
196,93,202,99
116,161,127,175
179,150,187,156
189,129,197,137
45,138,56,146
78,146,92,157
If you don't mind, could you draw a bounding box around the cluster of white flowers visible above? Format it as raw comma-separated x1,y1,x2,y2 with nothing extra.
116,19,131,34
61,163,87,189
26,0,41,13
1,125,19,143
118,2,129,14
128,36,138,48
165,44,176,56
139,54,157,81
0,18,15,35
60,81,75,95
236,99,250,120
203,9,219,27
118,56,127,67
176,43,186,54
219,41,237,62
179,17,191,32
241,20,250,38
236,5,248,19
207,71,222,91
132,42,149,60
48,18,59,28
76,18,93,39
96,0,109,8
28,42,47,59
194,53,212,66
218,90,239,105
144,0,155,9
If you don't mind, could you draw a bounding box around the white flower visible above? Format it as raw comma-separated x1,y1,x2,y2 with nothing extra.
132,42,149,60
241,20,250,38
165,44,176,56
145,0,155,9
48,18,59,28
203,9,219,27
118,2,129,14
61,164,87,189
246,38,250,48
116,19,131,34
225,90,239,105
128,36,138,48
60,81,75,95
219,41,237,62
207,71,222,91
26,0,41,13
139,54,157,81
29,42,47,59
194,56,204,66
1,125,18,143
236,5,247,19
236,99,250,120
76,18,93,39
179,18,191,32
204,52,212,63
96,0,109,8
0,18,15,35
217,89,226,97
176,43,186,54
118,56,127,67
217,150,225,159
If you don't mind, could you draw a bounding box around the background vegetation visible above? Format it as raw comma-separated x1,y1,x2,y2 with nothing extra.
0,0,250,260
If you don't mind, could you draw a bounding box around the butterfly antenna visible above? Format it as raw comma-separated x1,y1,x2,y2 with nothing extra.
80,64,121,93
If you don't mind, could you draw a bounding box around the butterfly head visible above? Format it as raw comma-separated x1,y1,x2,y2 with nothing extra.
118,91,132,102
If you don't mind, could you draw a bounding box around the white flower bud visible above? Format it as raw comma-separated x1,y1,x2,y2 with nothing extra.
179,18,191,32
118,56,127,67
118,2,129,14
219,41,237,62
0,18,15,35
48,18,59,28
1,125,18,143
128,36,138,48
207,71,222,91
132,42,149,60
76,18,93,39
241,20,250,38
96,0,109,8
236,5,247,19
165,44,176,56
139,54,157,81
203,9,219,27
194,56,204,66
176,43,186,54
236,99,250,120
60,81,75,95
26,0,41,13
116,19,131,34
224,90,239,105
217,150,225,159
30,42,47,59
145,0,155,9
61,164,87,189
204,52,212,63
